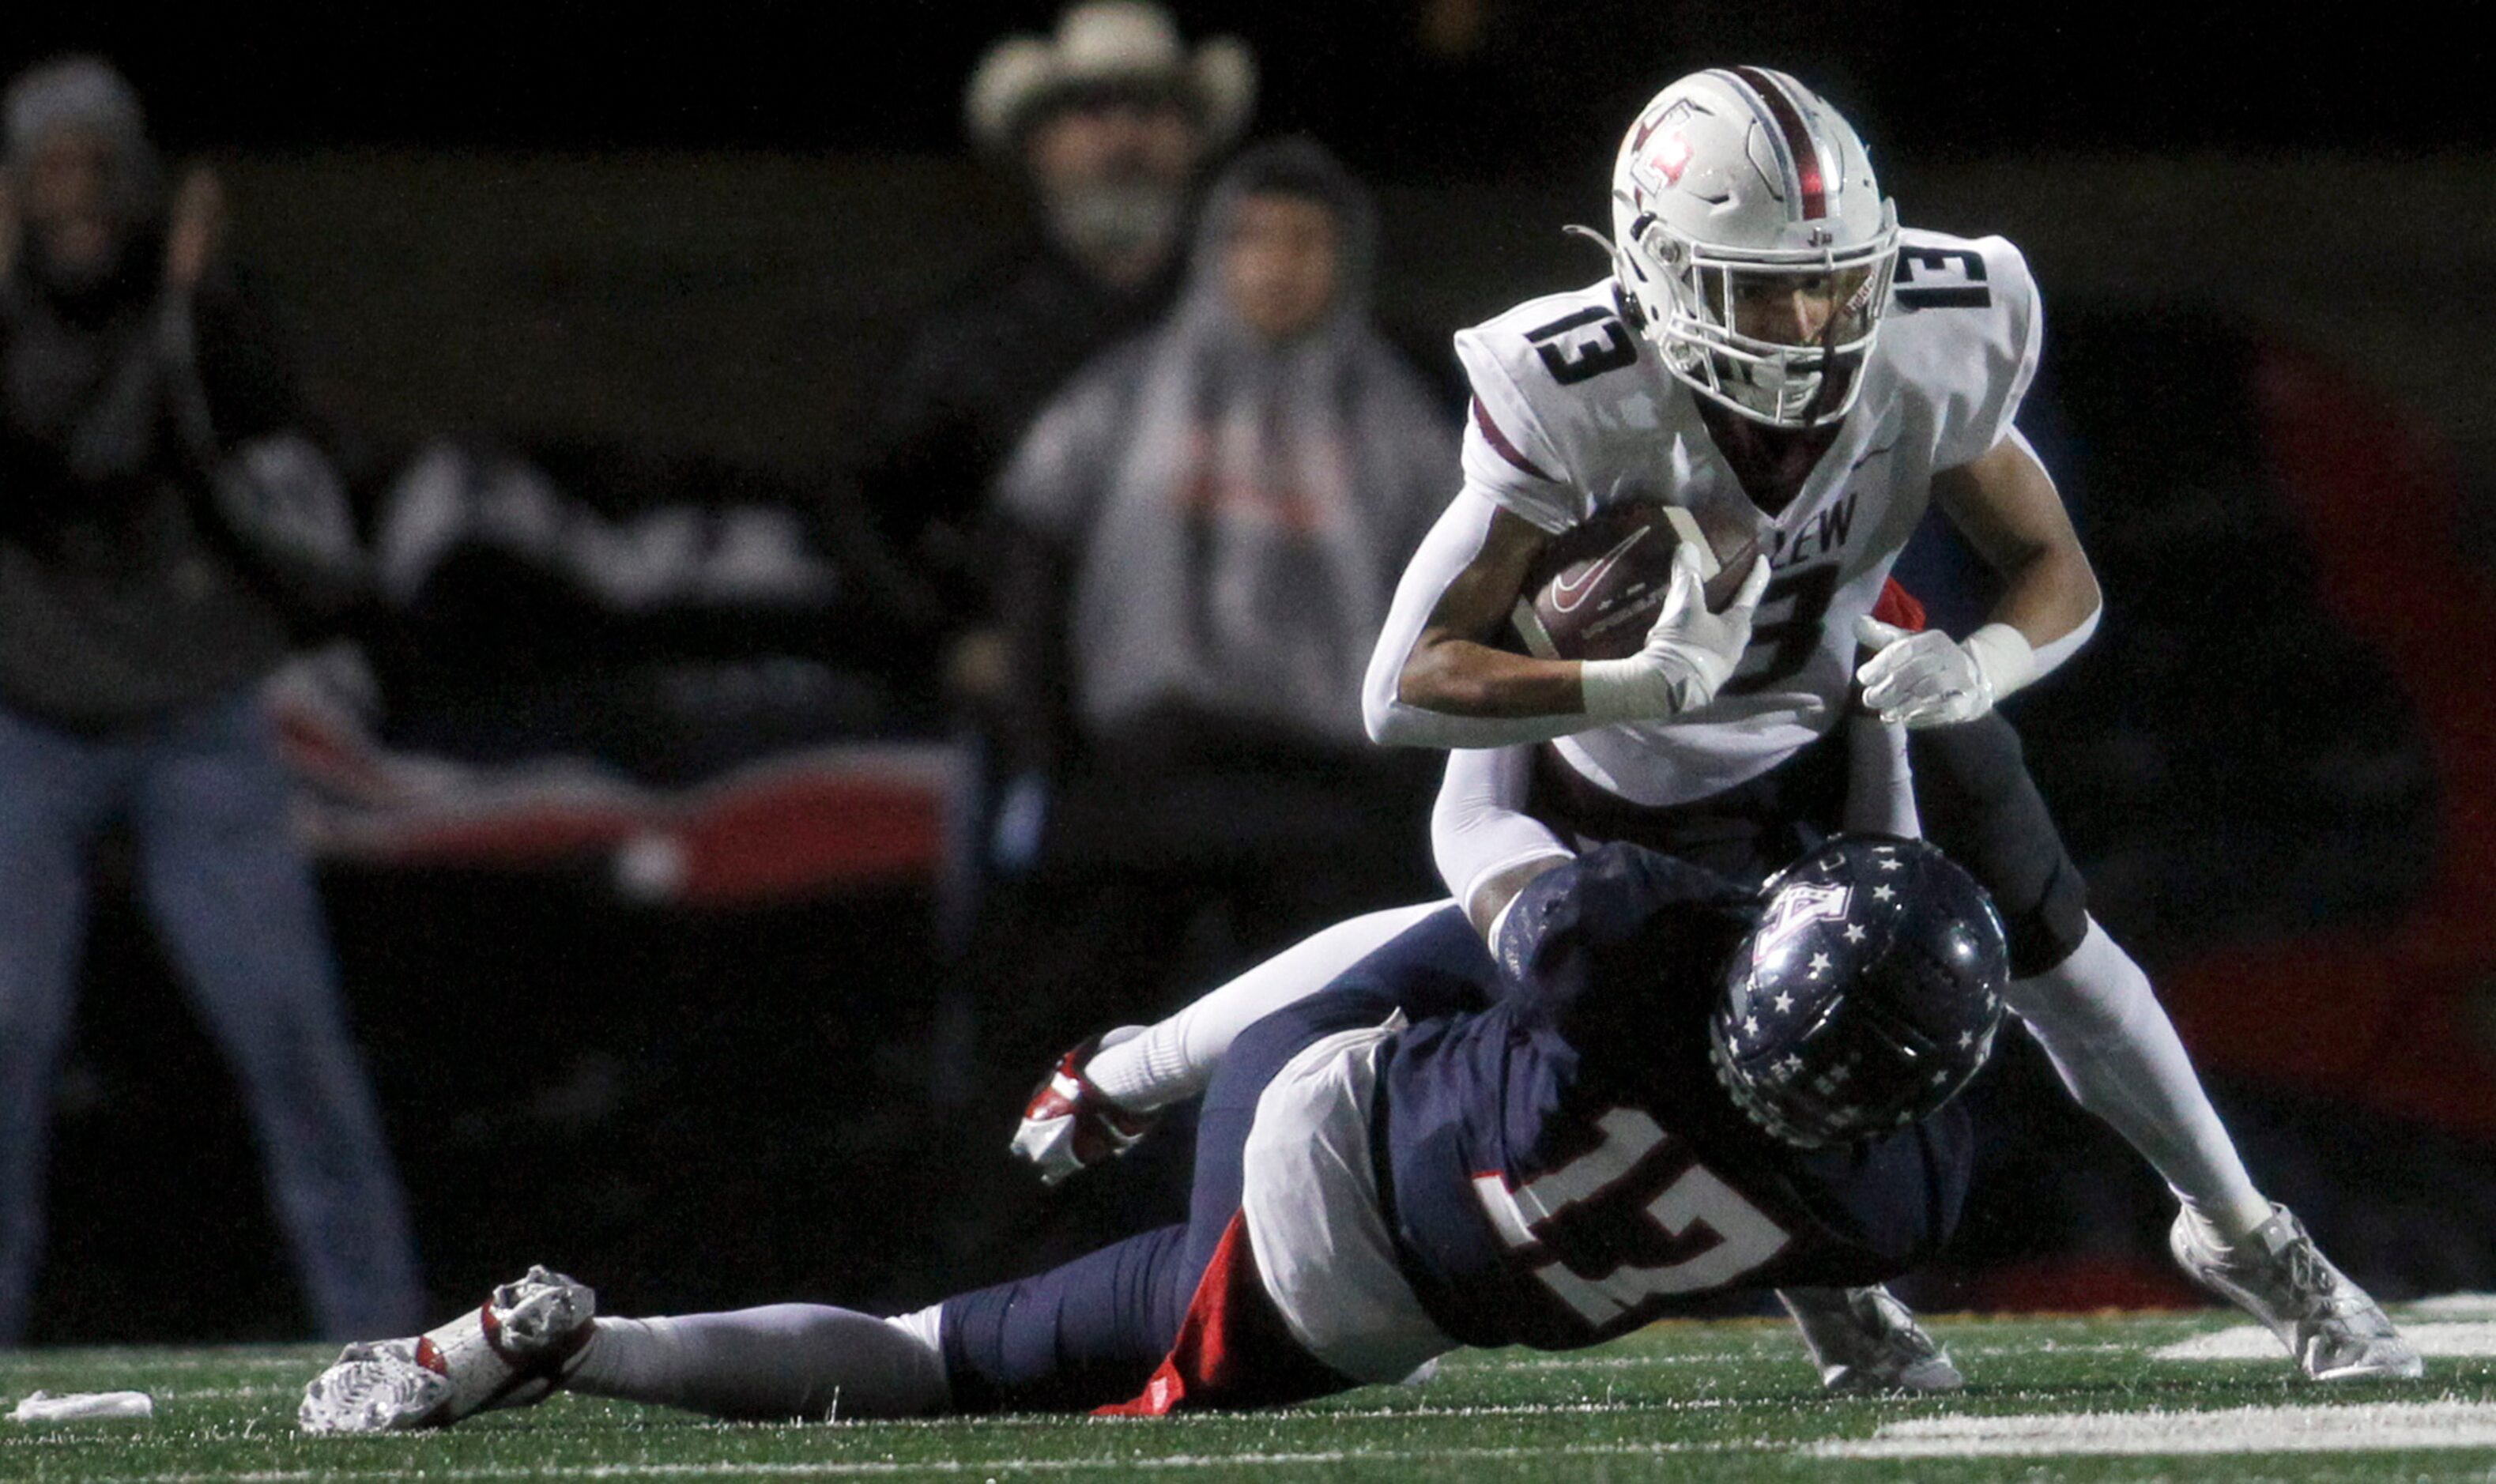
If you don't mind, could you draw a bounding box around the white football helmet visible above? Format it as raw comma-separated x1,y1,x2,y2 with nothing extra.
1609,67,1898,428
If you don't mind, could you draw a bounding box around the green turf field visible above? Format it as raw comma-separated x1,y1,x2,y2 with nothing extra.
7,1301,2496,1481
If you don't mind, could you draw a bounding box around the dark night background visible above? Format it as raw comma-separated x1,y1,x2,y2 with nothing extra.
6,5,2487,164
6,3,2495,1344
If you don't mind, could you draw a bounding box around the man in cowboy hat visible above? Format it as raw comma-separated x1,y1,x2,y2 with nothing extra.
851,2,1256,643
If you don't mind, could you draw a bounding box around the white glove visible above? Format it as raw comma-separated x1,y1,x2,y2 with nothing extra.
1580,545,1774,722
1853,616,2038,729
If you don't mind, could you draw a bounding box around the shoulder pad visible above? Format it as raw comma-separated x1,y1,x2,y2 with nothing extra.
1454,283,1669,529
1879,230,2042,468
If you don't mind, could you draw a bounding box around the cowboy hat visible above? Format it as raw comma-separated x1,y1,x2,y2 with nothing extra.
964,2,1256,156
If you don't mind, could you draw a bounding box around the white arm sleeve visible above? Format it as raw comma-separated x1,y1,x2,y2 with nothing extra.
1362,488,1604,750
1082,902,1450,1112
1842,713,1922,838
1430,744,1573,916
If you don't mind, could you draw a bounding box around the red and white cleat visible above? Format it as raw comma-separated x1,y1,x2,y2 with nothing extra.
299,1266,596,1433
1009,1033,1161,1186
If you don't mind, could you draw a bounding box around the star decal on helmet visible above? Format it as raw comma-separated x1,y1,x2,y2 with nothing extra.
1757,880,1853,955
1711,834,2009,1150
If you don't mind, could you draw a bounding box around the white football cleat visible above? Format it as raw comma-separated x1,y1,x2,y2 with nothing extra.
299,1265,597,1433
1778,1284,1964,1394
2170,1203,2422,1382
1009,1034,1159,1186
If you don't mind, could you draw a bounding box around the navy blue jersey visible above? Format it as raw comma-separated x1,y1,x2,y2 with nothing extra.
1360,843,1971,1353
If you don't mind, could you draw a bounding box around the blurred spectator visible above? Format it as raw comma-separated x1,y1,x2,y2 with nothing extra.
0,55,420,1343
345,433,948,779
854,0,1255,663
975,136,1453,1144
853,3,1257,1094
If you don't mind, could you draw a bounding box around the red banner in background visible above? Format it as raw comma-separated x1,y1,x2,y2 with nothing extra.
2157,342,2496,1142
273,672,956,908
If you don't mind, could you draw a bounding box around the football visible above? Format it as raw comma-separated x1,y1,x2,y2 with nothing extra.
1510,503,1759,661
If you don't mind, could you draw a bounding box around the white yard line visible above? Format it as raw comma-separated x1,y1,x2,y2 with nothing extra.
1477,1350,1763,1369
1812,1399,2496,1460
0,1359,316,1379
43,1440,1748,1483
2157,1320,2496,1360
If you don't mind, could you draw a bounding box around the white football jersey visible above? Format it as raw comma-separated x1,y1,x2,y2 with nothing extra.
1451,228,2041,807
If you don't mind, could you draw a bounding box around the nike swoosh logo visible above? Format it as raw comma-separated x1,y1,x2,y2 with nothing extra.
1549,527,1653,613
1849,440,1898,472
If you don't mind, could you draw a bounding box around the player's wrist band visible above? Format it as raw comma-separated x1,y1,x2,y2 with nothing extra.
1579,652,1702,721
1962,623,2037,702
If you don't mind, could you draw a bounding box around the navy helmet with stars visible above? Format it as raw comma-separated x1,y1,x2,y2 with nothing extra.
1709,834,2009,1148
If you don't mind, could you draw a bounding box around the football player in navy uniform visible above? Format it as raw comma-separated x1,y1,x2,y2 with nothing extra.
1333,66,2415,1383
300,835,2004,1428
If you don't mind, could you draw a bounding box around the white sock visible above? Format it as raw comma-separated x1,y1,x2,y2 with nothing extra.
1083,902,1446,1112
565,1305,948,1420
2003,918,2273,1241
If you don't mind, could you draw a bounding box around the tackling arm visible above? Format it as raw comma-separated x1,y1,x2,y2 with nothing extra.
1431,743,1574,943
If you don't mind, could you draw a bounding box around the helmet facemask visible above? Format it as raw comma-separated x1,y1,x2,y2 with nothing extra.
1626,213,1898,428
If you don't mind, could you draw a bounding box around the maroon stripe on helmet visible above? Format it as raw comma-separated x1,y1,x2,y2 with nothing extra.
1730,66,1827,220
1472,397,1556,482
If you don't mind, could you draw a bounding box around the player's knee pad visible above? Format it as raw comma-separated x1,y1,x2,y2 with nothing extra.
1999,855,2089,979
1906,714,2090,977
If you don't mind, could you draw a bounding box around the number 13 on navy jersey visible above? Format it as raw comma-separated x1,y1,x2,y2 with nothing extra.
1472,1106,1790,1332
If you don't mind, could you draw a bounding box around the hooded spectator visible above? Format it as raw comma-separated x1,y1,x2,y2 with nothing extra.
0,55,420,1347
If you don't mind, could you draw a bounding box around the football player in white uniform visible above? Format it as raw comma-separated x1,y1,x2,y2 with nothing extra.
1340,66,2416,1384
